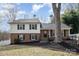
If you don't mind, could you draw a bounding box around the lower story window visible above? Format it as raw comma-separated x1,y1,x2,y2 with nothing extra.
18,34,24,41
64,30,69,37
30,34,37,41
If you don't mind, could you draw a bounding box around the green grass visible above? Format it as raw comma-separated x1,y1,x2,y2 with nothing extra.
0,45,78,56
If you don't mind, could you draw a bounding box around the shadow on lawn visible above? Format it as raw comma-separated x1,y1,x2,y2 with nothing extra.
0,42,64,52
0,41,79,54
20,41,79,54
18,42,79,53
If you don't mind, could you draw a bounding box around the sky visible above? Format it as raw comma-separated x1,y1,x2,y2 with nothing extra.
0,3,75,31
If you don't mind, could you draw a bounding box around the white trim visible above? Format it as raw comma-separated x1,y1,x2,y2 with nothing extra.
18,34,24,41
30,34,36,41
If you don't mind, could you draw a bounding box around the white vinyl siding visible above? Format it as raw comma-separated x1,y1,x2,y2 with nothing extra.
10,24,40,33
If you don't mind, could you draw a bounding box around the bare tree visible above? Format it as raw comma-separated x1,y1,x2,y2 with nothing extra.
6,7,18,21
65,3,79,11
2,4,19,21
52,3,62,43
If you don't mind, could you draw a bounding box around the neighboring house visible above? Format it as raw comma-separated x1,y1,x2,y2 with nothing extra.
9,18,71,44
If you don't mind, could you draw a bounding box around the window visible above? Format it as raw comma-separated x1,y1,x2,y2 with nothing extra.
29,24,37,30
30,34,37,40
17,24,25,30
64,30,69,37
51,30,55,36
18,34,25,41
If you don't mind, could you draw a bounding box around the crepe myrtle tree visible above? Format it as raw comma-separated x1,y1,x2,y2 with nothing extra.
52,3,62,43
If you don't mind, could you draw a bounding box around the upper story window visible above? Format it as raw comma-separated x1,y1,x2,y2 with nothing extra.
29,24,37,30
17,24,25,30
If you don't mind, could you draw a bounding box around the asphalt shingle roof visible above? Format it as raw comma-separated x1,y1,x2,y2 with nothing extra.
41,23,71,30
9,18,40,24
9,18,71,29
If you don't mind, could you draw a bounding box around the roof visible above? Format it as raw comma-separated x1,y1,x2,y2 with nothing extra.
8,18,71,30
9,18,40,24
41,23,71,30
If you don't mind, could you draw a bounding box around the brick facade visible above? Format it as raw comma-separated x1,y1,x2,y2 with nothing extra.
10,33,40,44
10,29,70,44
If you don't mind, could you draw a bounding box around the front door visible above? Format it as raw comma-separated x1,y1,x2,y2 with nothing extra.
43,30,48,41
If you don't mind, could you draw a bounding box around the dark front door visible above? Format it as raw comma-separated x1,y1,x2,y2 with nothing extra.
42,30,49,41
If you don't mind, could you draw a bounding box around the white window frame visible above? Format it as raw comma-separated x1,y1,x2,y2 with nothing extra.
31,34,37,41
29,24,37,30
17,24,25,30
19,34,24,41
64,30,69,37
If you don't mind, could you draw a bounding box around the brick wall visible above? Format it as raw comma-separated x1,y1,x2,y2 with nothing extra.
10,33,40,44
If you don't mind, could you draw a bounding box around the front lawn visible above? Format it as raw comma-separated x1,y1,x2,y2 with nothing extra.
0,44,78,56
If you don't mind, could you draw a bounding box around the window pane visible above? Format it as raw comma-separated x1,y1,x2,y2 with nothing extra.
20,26,23,30
32,25,35,29
17,24,25,30
30,24,37,30
31,34,37,40
35,24,37,29
18,34,24,40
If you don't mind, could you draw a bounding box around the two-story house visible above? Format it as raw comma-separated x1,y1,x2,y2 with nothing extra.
9,18,71,44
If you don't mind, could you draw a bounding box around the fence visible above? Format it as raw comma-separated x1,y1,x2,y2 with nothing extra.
0,39,11,46
0,32,11,46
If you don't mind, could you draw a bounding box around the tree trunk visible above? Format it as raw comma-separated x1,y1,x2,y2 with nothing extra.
52,3,62,43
